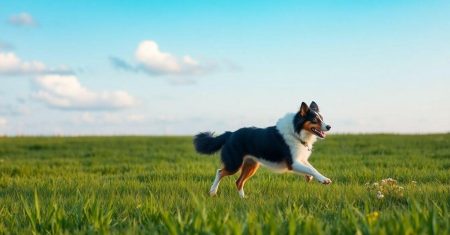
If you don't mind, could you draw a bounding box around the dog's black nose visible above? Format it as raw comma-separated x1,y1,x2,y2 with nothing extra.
326,125,331,131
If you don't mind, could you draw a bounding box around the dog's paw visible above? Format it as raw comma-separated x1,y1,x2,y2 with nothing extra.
238,190,246,199
305,175,313,182
321,178,332,185
209,190,218,197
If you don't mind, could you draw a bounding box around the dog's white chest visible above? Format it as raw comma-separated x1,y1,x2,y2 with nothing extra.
291,144,312,162
275,113,317,164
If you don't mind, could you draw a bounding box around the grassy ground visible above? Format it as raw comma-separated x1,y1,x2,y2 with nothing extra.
0,134,449,234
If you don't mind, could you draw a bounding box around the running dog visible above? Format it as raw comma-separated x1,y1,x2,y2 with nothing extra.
194,101,332,198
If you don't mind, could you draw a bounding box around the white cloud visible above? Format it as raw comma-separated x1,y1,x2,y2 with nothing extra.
0,52,45,74
110,40,240,82
0,51,71,76
135,40,214,76
8,12,37,27
33,75,136,110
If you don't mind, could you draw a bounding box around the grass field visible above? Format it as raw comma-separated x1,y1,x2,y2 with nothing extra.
0,134,449,234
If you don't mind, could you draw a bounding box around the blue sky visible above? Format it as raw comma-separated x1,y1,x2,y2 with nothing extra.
1,1,449,135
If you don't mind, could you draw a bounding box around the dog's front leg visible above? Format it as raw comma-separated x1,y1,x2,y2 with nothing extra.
304,161,316,182
291,161,331,184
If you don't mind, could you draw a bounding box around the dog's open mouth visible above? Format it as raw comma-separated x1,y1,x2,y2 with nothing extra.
311,128,326,138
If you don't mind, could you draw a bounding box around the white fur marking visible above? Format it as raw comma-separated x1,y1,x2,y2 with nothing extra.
311,110,324,122
311,110,329,132
321,122,329,131
245,155,288,173
209,169,221,196
291,161,329,183
276,113,317,162
238,189,245,198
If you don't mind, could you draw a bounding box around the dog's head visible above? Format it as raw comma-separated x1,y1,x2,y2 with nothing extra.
293,101,331,139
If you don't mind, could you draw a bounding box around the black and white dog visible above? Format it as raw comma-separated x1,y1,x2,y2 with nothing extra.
194,101,332,198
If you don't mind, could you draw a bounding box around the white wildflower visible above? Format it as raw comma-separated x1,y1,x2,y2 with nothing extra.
376,191,384,199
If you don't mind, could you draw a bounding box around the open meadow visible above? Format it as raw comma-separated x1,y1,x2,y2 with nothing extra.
0,134,449,234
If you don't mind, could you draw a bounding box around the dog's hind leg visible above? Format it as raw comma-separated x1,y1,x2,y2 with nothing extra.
236,158,260,198
209,168,234,196
211,145,244,196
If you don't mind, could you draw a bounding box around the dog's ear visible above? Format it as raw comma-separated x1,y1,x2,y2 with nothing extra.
299,102,309,116
310,101,319,112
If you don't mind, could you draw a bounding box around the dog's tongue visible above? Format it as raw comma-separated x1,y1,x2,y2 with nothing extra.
312,128,326,138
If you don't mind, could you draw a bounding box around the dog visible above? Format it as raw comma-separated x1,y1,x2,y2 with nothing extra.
193,101,332,198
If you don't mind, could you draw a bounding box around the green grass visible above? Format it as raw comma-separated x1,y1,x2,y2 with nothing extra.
0,134,449,234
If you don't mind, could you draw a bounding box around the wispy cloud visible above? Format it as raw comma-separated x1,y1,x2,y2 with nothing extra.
0,51,72,76
33,75,136,110
109,56,139,72
8,12,37,27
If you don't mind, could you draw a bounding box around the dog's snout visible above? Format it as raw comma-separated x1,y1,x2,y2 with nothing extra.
326,125,331,131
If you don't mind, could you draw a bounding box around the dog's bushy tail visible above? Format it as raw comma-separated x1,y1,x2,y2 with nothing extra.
193,131,232,155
